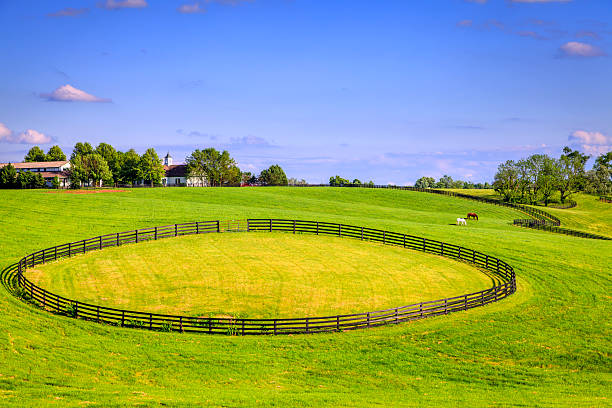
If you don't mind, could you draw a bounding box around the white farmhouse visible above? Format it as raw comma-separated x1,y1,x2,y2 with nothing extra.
161,153,207,187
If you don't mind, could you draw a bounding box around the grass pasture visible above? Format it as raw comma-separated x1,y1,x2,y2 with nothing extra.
0,187,610,406
27,232,492,318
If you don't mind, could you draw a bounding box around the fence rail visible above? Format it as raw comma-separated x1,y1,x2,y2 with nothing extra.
15,219,516,335
600,196,612,203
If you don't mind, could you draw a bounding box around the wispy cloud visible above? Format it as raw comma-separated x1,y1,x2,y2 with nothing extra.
509,0,572,3
0,123,52,144
456,20,473,28
41,84,112,103
465,0,488,3
47,7,88,17
569,130,612,155
178,2,206,14
575,30,600,40
100,0,147,10
230,135,272,147
559,41,606,57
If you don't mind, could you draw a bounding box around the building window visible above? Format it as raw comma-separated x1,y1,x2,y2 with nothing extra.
176,178,180,185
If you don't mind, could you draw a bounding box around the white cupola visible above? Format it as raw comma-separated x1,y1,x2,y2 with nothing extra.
164,152,173,166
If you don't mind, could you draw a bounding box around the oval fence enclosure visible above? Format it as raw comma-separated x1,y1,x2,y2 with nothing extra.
15,219,516,335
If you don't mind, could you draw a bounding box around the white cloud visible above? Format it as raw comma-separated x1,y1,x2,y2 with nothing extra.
569,130,612,156
0,123,11,139
0,123,52,144
456,20,473,27
41,84,111,103
178,2,206,14
559,41,605,57
101,0,147,10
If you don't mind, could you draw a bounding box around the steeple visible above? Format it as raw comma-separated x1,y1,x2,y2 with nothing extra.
164,152,173,166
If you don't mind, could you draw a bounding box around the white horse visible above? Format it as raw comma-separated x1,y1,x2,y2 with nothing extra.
456,218,467,226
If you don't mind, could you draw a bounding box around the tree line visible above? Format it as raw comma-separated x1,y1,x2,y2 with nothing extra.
493,147,611,205
414,175,492,190
0,143,290,188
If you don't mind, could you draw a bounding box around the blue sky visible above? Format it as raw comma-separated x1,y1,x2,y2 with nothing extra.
0,0,610,184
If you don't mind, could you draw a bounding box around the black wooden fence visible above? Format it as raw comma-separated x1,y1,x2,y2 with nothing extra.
15,219,516,335
600,196,612,203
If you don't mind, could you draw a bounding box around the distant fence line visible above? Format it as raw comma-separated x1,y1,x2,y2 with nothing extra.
15,219,516,335
291,184,612,240
600,196,612,203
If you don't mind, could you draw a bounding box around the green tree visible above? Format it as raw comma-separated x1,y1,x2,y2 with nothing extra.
435,175,454,189
329,175,349,186
96,143,121,185
493,160,520,202
539,156,561,206
0,164,17,188
558,147,590,202
24,146,47,162
414,177,435,188
46,145,67,161
33,173,46,189
68,153,112,187
51,176,60,189
186,148,241,186
16,171,34,188
352,179,362,185
70,142,94,161
585,151,612,194
260,165,288,186
139,148,165,187
119,149,141,186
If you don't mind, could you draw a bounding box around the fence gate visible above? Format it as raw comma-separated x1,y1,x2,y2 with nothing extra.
220,220,243,232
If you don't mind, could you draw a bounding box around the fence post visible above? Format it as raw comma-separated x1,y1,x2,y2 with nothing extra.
117,233,120,246
316,222,319,235
83,240,85,254
68,242,71,257
136,230,139,243
274,320,277,335
395,308,398,323
99,236,102,250
464,295,468,310
196,222,199,234
97,306,100,322
403,235,406,248
269,219,272,232
55,246,57,261
339,224,341,237
155,226,158,240
175,224,178,236
180,317,183,332
121,311,125,327
74,301,78,318
336,315,340,331
361,227,364,240
422,238,426,251
306,317,309,333
293,220,296,234
441,242,444,256
149,314,153,330
367,312,370,327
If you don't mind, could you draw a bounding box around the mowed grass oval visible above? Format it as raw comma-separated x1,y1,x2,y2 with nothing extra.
27,232,493,319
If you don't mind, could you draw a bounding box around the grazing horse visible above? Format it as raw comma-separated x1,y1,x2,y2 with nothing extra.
456,218,467,226
467,212,478,220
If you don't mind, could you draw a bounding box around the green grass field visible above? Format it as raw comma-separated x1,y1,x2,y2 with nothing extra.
0,187,610,406
27,233,492,318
